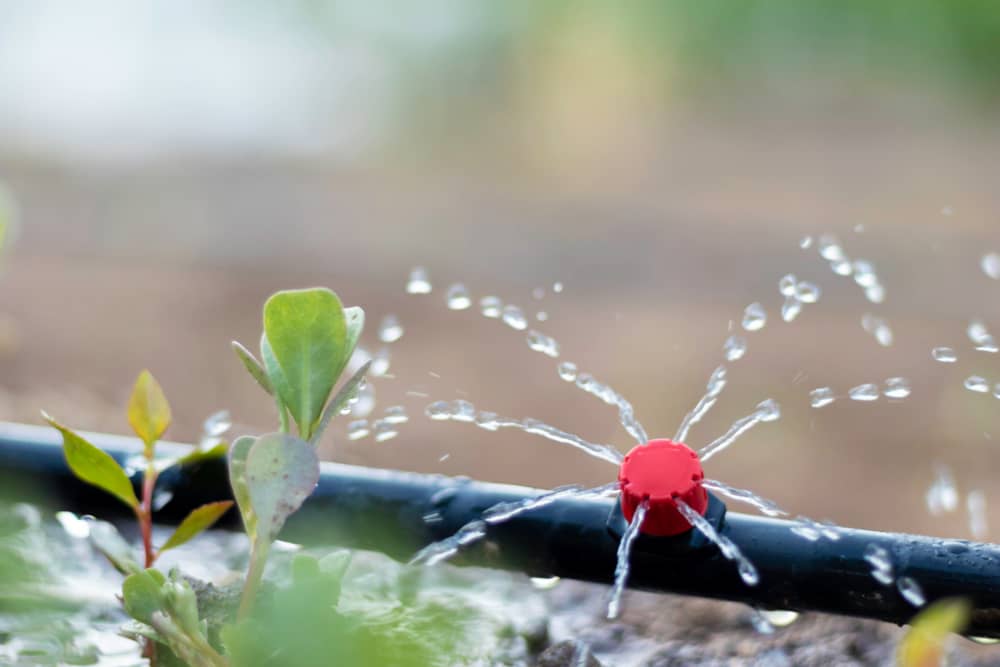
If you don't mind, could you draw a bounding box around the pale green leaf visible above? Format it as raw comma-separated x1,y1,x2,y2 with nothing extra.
245,433,320,542
42,411,139,510
122,568,167,625
897,597,970,667
228,436,258,540
127,370,172,453
262,288,348,439
159,501,234,553
89,520,142,575
310,360,372,445
343,306,365,362
260,332,291,432
232,341,273,396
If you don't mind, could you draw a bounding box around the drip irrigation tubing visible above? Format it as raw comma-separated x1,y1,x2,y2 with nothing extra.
1,421,999,637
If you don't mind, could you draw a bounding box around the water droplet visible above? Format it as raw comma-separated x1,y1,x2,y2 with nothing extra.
967,490,988,539
536,311,548,322
863,544,895,585
502,305,527,330
849,384,880,401
527,330,560,358
426,401,451,420
926,465,959,515
968,320,998,353
853,223,865,233
896,576,926,607
809,387,836,408
818,235,845,261
446,283,471,310
861,314,893,347
350,381,376,417
451,400,476,422
372,419,398,442
830,258,854,276
378,314,404,343
932,347,958,363
756,399,781,422
438,453,451,462
760,610,799,627
779,274,797,296
369,346,391,377
942,206,954,216
883,377,911,399
557,362,578,382
406,267,432,294
965,376,990,393
742,302,767,331
202,410,232,438
983,253,1000,280
532,287,545,300
480,296,503,318
969,636,1000,645
852,260,878,288
724,335,747,361
347,419,370,440
738,559,760,586
781,295,802,322
799,236,813,249
55,511,91,539
995,383,1000,400
795,281,821,303
382,405,408,424
474,411,500,431
864,284,886,303
530,576,561,590
553,282,564,293
749,610,776,635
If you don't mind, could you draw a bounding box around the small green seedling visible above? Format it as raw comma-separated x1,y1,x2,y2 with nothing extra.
43,371,234,662
229,287,368,619
44,371,233,569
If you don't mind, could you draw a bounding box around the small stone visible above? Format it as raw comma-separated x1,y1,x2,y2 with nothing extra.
537,640,604,667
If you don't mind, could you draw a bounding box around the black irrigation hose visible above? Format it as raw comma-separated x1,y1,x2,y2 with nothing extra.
2,421,1000,637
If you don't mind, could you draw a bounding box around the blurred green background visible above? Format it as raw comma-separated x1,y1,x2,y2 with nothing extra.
0,1,998,540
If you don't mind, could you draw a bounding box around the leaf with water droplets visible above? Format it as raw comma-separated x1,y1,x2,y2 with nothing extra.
122,568,167,625
43,411,139,510
896,598,969,667
233,340,273,395
159,501,234,553
246,433,320,542
127,370,171,454
263,288,350,439
310,360,372,445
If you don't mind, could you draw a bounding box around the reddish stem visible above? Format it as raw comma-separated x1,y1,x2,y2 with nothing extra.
140,464,158,568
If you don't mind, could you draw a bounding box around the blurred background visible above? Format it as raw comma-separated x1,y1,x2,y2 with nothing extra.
0,1,998,540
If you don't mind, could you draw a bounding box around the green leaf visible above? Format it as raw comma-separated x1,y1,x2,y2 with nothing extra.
245,433,320,542
159,501,234,553
229,436,258,540
122,568,167,625
233,341,273,396
174,441,229,468
897,597,970,667
344,306,365,362
127,370,172,454
260,333,291,432
88,520,142,575
42,411,139,510
262,288,349,439
310,360,372,445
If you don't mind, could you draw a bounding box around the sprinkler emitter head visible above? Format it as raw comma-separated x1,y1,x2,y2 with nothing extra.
618,439,708,537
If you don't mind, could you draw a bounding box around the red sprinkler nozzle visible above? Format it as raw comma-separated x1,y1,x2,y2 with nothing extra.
618,439,708,537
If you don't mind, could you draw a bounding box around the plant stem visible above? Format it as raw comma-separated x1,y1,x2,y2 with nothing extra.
140,462,159,568
237,539,270,621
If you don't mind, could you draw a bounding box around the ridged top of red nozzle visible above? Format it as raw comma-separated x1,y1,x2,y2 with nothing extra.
618,439,707,537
